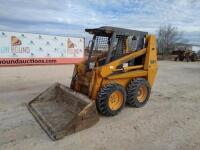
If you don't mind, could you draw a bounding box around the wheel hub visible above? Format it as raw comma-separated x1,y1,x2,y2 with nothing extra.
137,85,147,102
108,91,123,110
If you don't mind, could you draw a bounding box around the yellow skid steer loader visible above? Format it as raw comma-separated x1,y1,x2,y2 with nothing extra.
27,26,158,140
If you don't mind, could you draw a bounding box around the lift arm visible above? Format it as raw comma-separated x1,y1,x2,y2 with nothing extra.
99,48,146,77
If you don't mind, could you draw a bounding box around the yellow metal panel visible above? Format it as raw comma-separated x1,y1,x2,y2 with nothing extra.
112,65,143,72
91,71,103,100
100,48,146,77
144,35,158,87
107,70,147,79
123,65,143,72
88,70,96,97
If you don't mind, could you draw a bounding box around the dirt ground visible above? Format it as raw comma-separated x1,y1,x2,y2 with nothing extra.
0,61,200,150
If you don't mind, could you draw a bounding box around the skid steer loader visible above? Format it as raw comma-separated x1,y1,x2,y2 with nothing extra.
27,26,158,140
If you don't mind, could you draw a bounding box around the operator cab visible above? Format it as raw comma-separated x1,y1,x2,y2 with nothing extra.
85,26,148,70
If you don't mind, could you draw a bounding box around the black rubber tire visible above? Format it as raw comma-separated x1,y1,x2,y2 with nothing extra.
96,83,126,116
126,78,151,108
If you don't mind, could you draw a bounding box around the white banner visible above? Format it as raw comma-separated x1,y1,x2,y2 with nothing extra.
0,31,84,58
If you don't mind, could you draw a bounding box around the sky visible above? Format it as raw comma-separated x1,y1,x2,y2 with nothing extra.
0,0,199,45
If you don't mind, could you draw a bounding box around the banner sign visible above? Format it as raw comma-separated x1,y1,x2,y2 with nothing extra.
0,31,84,66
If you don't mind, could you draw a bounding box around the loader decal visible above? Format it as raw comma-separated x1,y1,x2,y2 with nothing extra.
67,38,83,57
11,36,22,46
11,36,30,54
67,38,75,48
150,60,156,64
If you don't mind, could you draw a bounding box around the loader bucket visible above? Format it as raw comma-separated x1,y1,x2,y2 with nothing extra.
27,83,99,140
